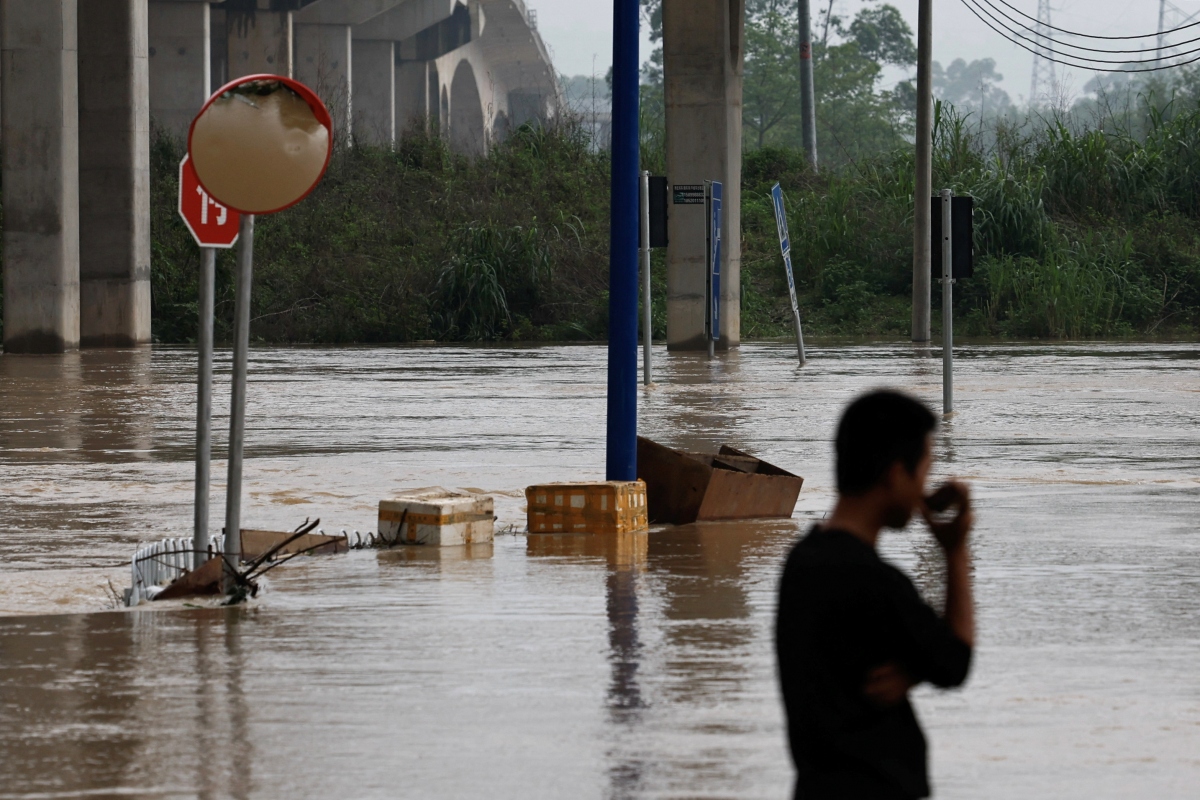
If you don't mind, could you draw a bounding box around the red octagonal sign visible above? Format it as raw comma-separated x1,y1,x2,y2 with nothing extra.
179,154,240,248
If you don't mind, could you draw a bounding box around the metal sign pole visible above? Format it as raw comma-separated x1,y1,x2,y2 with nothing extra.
194,247,216,562
640,171,653,385
941,189,954,415
706,181,714,360
771,183,807,366
790,283,807,365
706,181,722,360
223,214,255,589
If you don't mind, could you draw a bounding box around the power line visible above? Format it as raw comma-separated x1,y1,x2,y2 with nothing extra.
968,0,1200,65
987,0,1200,40
974,0,1200,55
1158,0,1200,66
960,0,1200,73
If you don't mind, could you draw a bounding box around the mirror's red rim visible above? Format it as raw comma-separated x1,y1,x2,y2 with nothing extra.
187,73,334,216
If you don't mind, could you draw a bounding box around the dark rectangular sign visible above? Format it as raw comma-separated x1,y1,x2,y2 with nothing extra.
649,176,668,248
930,195,974,280
673,184,704,205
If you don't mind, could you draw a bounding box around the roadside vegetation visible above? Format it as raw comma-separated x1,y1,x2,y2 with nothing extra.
8,0,1198,344
148,123,613,344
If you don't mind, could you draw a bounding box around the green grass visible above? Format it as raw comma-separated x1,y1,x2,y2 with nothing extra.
147,122,613,344
7,106,1200,346
740,103,1200,339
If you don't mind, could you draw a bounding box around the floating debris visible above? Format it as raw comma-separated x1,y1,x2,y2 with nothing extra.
636,437,804,524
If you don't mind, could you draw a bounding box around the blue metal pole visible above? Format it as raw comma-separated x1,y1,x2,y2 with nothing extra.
606,0,640,481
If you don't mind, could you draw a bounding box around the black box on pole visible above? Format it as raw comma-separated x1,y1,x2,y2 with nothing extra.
645,176,668,248
930,195,974,279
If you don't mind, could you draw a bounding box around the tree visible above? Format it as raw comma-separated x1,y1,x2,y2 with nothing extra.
933,58,1012,118
638,0,918,167
848,4,916,67
809,2,917,164
744,0,801,148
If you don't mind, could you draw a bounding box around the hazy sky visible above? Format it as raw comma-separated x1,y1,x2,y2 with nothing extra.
532,0,1196,105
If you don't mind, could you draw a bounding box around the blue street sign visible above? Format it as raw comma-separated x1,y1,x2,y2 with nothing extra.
771,182,807,364
708,181,723,343
771,183,801,319
771,182,790,257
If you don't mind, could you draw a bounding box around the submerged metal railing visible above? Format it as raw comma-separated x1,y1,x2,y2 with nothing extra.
126,534,227,606
125,529,387,606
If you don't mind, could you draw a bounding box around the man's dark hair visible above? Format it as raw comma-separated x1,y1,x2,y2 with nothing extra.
836,390,937,495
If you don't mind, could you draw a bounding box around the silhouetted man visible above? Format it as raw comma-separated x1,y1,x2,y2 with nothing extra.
776,390,975,799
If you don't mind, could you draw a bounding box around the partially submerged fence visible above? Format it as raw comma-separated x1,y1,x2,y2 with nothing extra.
125,529,386,606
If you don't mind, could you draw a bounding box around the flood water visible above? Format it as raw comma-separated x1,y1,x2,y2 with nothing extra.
1,342,1198,798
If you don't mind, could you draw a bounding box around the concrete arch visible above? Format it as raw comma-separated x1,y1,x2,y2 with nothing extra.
449,59,485,156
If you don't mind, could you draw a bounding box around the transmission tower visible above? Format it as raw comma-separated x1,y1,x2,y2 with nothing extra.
1029,0,1057,105
1158,1,1200,67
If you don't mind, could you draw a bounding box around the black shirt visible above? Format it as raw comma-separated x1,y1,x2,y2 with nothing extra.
776,528,972,799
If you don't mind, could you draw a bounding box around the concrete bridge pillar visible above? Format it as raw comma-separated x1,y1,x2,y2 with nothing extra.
663,0,744,351
295,23,351,135
352,39,394,145
226,3,292,79
78,0,152,347
1,0,81,354
394,59,427,137
148,0,210,139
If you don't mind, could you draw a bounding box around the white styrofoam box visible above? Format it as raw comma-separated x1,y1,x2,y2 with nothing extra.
379,487,495,547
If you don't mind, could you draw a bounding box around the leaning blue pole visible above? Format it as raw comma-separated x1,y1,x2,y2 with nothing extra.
606,0,641,481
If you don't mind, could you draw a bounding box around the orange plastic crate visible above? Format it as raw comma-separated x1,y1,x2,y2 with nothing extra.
525,480,649,535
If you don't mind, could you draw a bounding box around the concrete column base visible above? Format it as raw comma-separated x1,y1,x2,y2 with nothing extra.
663,0,744,351
80,278,151,347
1,0,82,354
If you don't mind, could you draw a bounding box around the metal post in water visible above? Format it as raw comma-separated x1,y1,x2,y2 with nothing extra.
605,0,640,481
640,171,653,385
223,214,255,590
792,304,807,366
913,0,933,343
941,189,954,415
194,248,215,563
706,180,715,361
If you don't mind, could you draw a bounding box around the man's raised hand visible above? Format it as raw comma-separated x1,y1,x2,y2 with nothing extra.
921,481,973,554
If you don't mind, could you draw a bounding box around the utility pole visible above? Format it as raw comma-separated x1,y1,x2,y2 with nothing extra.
913,0,932,343
798,0,818,171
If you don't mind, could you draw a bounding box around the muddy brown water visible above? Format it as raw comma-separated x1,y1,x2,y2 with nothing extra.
1,343,1198,798
191,83,329,213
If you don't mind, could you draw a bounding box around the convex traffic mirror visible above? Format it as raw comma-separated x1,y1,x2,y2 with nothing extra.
188,75,333,215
